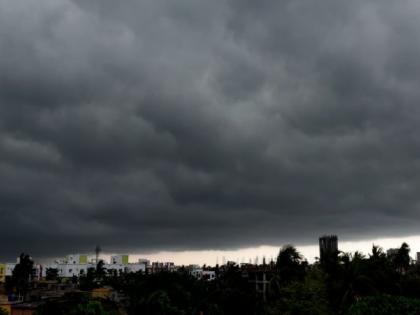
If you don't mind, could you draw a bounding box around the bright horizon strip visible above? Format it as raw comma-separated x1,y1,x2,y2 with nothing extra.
125,235,420,266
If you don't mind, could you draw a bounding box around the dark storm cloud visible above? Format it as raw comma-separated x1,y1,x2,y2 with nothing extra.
1,0,420,259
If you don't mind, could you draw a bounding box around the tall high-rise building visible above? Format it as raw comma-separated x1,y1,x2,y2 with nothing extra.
319,235,338,264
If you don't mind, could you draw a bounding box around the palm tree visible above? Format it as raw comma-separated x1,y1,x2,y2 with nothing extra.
275,245,305,283
276,245,303,269
352,251,366,261
369,245,386,261
394,243,410,274
269,245,304,298
338,252,351,266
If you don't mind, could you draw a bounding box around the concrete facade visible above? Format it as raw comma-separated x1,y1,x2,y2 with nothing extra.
42,254,147,278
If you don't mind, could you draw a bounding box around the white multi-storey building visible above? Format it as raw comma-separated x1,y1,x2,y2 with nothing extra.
3,254,150,279
43,254,147,278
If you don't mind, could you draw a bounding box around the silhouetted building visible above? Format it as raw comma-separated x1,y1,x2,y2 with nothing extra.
319,235,338,264
149,262,175,273
387,248,399,258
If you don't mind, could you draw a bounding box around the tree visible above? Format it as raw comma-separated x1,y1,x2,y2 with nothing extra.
352,251,365,261
277,245,302,266
268,268,332,315
366,244,399,295
80,267,96,290
46,268,58,281
69,300,113,315
339,252,351,266
394,243,411,274
276,245,305,283
347,295,420,315
12,253,34,300
144,290,183,315
369,245,386,261
123,272,211,315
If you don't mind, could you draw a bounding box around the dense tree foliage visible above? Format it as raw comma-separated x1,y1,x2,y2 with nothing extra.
95,242,420,314
276,245,306,283
35,294,118,315
68,300,116,315
267,268,332,315
347,295,420,315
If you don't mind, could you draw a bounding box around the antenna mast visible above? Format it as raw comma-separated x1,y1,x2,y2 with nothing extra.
95,245,101,264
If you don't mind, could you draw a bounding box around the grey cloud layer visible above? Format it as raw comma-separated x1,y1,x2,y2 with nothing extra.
1,0,420,259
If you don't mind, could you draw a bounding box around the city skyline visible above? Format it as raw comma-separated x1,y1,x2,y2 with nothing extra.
9,234,420,267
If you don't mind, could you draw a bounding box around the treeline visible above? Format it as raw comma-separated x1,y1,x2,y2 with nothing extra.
6,243,420,314
83,242,420,314
104,243,420,315
266,242,420,314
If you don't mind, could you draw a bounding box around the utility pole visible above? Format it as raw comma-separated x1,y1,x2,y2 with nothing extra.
95,245,101,264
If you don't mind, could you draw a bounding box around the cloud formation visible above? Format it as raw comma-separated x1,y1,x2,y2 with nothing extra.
1,0,420,259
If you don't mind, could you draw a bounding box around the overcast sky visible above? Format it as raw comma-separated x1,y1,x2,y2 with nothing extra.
2,0,420,261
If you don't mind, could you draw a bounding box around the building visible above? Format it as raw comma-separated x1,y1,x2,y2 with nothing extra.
319,235,338,264
5,263,16,277
0,260,42,290
240,266,273,302
32,265,43,281
66,254,88,265
149,262,175,273
42,254,90,278
387,248,399,258
42,254,147,278
202,271,216,281
110,255,129,265
0,261,31,282
108,255,146,274
189,265,202,279
188,265,216,281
